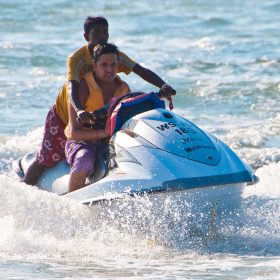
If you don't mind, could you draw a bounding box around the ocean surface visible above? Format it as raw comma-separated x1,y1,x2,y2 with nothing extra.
1,0,280,279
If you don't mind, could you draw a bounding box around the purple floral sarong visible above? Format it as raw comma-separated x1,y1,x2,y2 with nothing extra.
65,140,105,176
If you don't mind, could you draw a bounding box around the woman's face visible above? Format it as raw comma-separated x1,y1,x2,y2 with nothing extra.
93,53,118,82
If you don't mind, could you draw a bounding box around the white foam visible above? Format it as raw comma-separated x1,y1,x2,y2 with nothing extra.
242,162,280,198
0,174,167,262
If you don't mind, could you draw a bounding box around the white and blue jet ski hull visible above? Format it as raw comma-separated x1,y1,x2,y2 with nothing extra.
14,107,256,207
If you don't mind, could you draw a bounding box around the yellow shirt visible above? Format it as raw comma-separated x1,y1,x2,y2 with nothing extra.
56,44,135,124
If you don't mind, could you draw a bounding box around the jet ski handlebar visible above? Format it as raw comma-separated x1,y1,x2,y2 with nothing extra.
158,87,176,98
77,90,176,126
87,106,109,120
76,106,108,127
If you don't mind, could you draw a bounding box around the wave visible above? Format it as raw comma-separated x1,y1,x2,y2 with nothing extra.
0,161,280,262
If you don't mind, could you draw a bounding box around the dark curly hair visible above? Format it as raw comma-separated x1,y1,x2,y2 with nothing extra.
84,16,108,34
92,43,119,63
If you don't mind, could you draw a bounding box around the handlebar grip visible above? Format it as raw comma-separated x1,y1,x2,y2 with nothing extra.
158,88,176,98
91,106,108,119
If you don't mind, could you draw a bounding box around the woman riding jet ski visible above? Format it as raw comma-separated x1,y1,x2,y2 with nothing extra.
14,89,257,206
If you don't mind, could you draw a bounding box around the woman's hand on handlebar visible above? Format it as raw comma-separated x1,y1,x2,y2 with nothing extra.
90,106,108,119
76,106,109,126
76,110,95,126
77,110,92,124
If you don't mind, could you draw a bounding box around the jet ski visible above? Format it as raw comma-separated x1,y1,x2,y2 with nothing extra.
13,91,258,208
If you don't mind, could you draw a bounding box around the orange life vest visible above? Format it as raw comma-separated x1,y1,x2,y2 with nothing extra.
65,72,129,139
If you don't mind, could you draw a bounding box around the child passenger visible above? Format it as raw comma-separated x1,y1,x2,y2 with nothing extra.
65,43,130,192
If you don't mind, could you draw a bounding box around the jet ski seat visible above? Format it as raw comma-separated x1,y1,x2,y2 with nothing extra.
107,92,165,136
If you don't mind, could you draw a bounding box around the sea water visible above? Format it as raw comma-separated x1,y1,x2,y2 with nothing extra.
0,0,280,279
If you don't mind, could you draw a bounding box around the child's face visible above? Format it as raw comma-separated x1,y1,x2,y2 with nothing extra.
93,53,118,82
87,24,109,46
